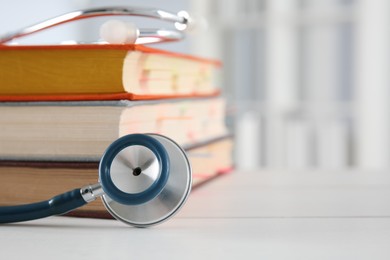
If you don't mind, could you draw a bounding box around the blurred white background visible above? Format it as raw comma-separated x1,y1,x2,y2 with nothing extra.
1,0,388,172
192,0,390,172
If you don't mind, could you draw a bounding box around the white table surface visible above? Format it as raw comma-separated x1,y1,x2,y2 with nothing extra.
2,170,390,259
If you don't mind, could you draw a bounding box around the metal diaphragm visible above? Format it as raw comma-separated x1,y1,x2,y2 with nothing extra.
101,134,192,227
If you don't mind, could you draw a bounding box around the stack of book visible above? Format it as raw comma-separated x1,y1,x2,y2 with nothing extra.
0,44,233,218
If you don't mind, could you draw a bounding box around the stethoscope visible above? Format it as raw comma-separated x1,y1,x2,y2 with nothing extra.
0,133,192,227
0,6,196,45
0,7,196,227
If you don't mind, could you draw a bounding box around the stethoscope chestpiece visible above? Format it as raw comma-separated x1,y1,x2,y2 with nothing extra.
99,134,192,227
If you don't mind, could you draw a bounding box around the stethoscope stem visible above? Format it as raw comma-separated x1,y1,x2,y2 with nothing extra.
80,183,105,203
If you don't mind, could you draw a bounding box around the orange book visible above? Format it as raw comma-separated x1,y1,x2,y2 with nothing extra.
0,44,221,102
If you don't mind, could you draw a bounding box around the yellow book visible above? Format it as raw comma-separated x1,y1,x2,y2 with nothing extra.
0,44,220,101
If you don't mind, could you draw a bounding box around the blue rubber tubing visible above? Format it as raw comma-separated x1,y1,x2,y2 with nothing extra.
0,188,86,224
99,134,170,206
